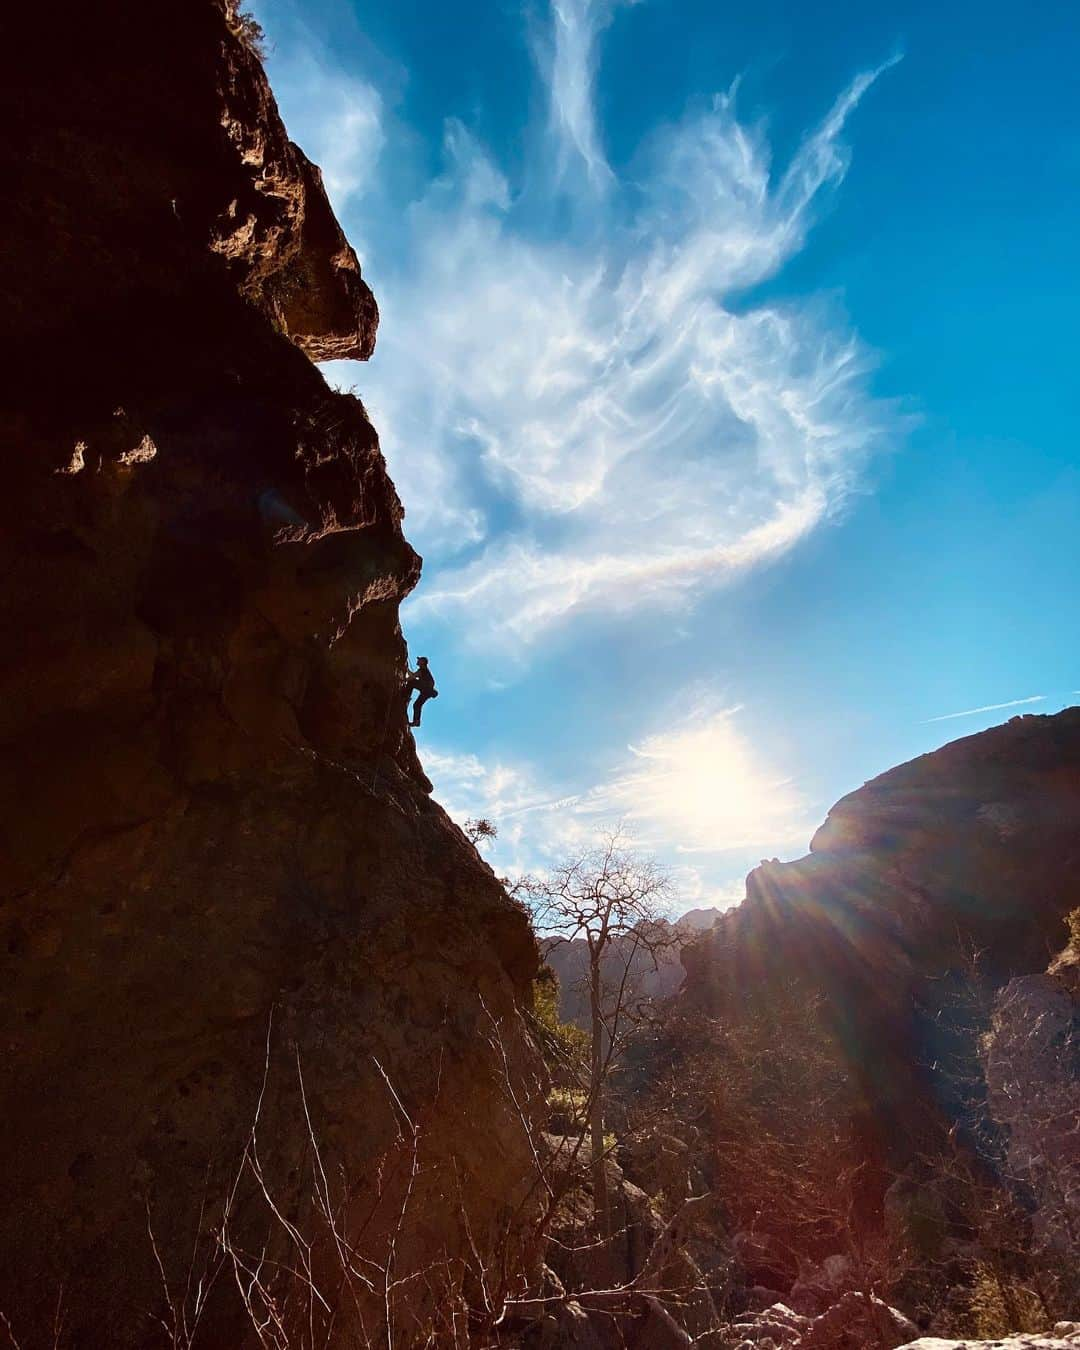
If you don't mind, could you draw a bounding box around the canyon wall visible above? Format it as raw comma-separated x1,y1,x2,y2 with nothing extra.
0,4,541,1344
983,934,1080,1305
681,708,1080,1185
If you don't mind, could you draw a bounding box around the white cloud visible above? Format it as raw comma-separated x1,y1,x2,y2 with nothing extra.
406,486,830,644
380,49,898,653
422,745,597,878
424,697,813,907
264,0,901,664
262,32,385,221
539,0,630,187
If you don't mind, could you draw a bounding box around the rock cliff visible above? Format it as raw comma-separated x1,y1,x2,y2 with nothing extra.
983,932,1079,1306
0,3,541,1344
682,710,1080,1152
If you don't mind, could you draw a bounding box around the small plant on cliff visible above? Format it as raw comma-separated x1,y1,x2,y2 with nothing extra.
464,816,498,848
225,2,267,60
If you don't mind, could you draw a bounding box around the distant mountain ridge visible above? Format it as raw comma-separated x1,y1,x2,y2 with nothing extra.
542,904,720,1029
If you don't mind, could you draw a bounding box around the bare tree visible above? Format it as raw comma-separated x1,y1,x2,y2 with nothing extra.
518,832,674,1237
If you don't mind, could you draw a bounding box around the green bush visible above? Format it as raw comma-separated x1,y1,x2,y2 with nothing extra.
532,965,588,1065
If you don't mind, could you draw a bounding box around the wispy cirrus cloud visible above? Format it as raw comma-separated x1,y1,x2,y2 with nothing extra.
267,0,901,666
539,0,632,187
924,694,1046,723
379,51,897,654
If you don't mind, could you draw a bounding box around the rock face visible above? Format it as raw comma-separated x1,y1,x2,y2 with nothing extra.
982,939,1080,1300
0,3,540,1345
682,711,1080,1152
896,1332,1080,1350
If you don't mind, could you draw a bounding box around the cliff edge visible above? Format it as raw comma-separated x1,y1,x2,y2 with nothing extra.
0,4,541,1344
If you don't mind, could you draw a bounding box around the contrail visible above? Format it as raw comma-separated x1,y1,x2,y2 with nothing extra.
924,695,1046,724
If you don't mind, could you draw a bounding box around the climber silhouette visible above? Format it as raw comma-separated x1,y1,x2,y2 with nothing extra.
404,657,438,728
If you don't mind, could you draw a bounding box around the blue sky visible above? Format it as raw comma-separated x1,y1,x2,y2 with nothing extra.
253,0,1080,908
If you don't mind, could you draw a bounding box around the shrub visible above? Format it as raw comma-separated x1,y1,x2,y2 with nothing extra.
532,965,589,1067
225,3,267,60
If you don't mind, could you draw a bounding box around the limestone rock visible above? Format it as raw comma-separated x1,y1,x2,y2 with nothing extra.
730,1302,812,1344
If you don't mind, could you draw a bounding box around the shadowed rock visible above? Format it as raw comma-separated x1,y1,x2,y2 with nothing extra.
682,710,1080,1159
0,3,541,1344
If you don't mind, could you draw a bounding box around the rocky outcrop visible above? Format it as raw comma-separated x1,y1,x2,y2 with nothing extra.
730,1293,918,1349
682,711,1080,1152
656,714,1080,1329
0,3,540,1345
982,936,1080,1300
896,1331,1080,1350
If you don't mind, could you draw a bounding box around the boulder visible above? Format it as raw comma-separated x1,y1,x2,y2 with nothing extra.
731,1294,916,1350
800,1292,918,1348
896,1333,1080,1349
